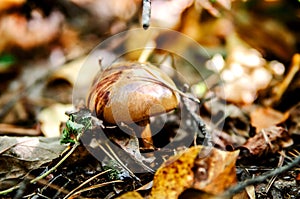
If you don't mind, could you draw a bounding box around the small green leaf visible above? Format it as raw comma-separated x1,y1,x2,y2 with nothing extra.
0,54,16,69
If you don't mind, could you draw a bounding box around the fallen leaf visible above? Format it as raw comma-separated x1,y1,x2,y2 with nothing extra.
0,136,66,190
250,107,285,133
192,147,239,195
150,146,239,198
240,126,293,156
38,103,74,137
150,146,199,199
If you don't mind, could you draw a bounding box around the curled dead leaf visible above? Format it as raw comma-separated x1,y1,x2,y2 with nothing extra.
239,126,293,156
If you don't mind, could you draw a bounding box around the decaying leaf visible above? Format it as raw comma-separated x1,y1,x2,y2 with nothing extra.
141,146,239,198
149,146,200,199
250,107,286,133
38,103,74,137
150,146,239,198
192,147,239,195
240,126,293,156
0,136,66,190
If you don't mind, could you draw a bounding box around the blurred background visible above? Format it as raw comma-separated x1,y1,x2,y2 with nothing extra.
0,0,300,136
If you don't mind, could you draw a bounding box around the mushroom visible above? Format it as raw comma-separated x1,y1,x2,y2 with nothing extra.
87,61,179,148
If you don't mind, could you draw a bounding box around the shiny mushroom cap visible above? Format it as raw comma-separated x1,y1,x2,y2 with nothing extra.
87,61,179,124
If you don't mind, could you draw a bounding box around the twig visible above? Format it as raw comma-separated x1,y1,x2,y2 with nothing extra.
30,141,80,184
181,94,207,136
63,169,112,199
70,180,123,198
142,0,151,29
223,154,300,197
94,139,140,182
105,143,141,181
265,151,284,193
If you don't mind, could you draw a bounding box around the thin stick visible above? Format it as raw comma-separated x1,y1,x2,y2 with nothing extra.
70,180,123,197
63,169,112,199
105,143,141,181
96,140,140,181
265,152,284,193
30,142,80,184
223,154,300,197
273,53,300,104
142,0,151,29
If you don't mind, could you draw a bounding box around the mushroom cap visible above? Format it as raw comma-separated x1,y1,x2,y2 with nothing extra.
87,61,179,124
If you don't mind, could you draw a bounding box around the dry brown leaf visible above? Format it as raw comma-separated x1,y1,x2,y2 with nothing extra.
150,146,239,198
150,146,199,199
0,136,66,190
250,107,286,133
192,147,239,195
240,126,293,156
115,146,239,199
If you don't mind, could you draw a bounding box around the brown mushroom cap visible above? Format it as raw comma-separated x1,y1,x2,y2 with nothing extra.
87,61,179,124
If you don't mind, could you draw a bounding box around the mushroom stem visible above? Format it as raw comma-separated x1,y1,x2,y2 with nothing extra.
138,119,154,149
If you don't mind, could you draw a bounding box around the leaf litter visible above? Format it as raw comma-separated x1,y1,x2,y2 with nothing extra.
0,1,300,199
